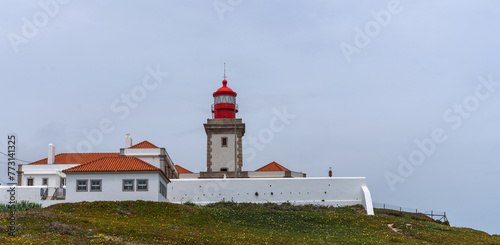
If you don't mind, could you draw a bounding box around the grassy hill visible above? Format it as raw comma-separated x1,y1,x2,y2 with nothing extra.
1,201,499,244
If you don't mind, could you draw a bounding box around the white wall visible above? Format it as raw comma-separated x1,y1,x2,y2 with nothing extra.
210,133,237,171
65,172,164,202
246,171,306,178
123,148,162,157
0,186,43,203
247,171,285,178
178,173,201,179
123,148,162,168
0,186,67,207
20,164,77,187
361,186,374,215
167,177,374,214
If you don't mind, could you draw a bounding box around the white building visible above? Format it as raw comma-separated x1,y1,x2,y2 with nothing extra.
14,135,177,203
2,76,374,215
64,156,169,202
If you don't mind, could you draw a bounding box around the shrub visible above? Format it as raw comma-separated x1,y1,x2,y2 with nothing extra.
183,201,196,207
0,200,42,212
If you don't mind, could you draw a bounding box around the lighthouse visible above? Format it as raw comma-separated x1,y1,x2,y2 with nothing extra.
201,78,246,178
211,79,238,119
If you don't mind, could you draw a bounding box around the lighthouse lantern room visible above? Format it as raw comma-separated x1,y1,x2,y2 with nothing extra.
212,79,238,119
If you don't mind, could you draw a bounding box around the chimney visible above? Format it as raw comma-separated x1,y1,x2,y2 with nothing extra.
48,143,55,164
125,133,133,148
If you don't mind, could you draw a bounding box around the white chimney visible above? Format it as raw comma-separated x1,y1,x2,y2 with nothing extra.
48,143,55,164
125,133,133,148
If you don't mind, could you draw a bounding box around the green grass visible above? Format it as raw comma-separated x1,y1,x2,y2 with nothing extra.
0,201,498,244
0,201,42,212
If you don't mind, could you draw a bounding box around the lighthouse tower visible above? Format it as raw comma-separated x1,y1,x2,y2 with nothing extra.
201,79,246,178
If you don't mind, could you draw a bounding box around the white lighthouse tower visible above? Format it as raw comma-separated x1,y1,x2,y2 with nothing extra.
200,78,245,178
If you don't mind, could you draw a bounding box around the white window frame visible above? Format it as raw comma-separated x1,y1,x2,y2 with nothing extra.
76,179,88,192
159,182,167,198
90,179,102,192
27,178,34,186
123,179,134,191
137,179,148,191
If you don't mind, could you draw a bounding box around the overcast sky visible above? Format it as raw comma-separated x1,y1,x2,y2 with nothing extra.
1,0,499,235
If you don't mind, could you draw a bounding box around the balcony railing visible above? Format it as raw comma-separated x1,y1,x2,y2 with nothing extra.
40,187,66,200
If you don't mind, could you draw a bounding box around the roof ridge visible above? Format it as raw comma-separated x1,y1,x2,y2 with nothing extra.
130,140,159,149
29,152,119,165
62,156,116,172
63,156,161,172
255,161,290,172
58,152,118,155
63,156,170,182
175,165,193,174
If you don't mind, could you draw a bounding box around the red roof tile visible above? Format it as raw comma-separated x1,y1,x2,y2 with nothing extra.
175,165,193,174
130,141,159,149
256,161,290,172
64,157,158,172
29,153,119,165
63,157,169,181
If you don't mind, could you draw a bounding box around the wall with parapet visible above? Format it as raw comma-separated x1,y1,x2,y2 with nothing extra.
0,186,66,207
167,177,374,214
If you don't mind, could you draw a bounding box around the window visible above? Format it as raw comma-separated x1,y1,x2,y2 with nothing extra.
214,95,235,105
27,178,34,186
90,179,102,192
123,179,134,191
221,137,228,147
42,178,48,186
159,182,167,198
60,178,66,188
76,180,88,192
137,179,148,191
220,168,228,172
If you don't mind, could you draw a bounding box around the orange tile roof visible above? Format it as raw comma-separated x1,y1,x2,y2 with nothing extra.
256,161,290,172
29,153,119,165
175,165,193,174
63,157,169,180
130,140,159,149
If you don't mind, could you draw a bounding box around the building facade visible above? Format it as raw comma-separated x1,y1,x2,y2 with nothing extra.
2,75,373,215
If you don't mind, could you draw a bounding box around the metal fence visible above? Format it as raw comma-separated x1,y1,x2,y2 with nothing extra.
373,202,448,222
40,187,66,200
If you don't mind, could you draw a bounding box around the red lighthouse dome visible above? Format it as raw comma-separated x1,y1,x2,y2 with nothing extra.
212,79,238,119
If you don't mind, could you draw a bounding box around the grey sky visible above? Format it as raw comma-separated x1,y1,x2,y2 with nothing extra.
1,0,499,235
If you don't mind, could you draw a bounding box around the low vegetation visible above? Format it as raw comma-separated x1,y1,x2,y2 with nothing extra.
0,201,498,244
0,201,42,212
